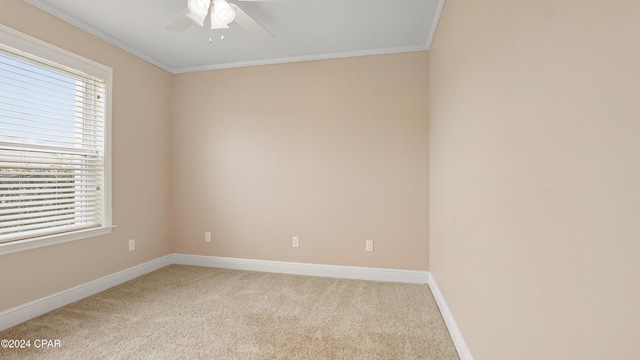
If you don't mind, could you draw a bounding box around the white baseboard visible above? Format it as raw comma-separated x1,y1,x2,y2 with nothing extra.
0,253,430,332
171,254,430,284
428,273,474,360
0,255,173,331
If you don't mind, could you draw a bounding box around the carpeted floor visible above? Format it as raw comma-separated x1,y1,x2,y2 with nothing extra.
0,265,460,359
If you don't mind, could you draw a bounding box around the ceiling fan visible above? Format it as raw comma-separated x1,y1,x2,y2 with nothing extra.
167,0,273,40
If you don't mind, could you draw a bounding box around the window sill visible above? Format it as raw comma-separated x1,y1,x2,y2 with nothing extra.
0,226,116,256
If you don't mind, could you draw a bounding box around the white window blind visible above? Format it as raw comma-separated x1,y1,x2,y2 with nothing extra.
0,38,109,245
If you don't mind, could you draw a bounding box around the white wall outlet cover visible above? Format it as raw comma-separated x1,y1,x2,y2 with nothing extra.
365,240,374,252
129,239,135,251
292,236,299,248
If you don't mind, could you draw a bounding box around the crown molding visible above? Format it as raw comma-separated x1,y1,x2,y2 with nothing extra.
23,0,173,73
426,0,446,49
170,44,429,74
24,0,439,74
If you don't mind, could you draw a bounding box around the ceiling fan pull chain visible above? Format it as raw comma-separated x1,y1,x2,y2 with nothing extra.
221,30,225,41
209,28,214,43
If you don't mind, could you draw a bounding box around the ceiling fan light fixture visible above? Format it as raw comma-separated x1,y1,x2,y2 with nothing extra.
216,8,236,24
186,0,210,26
212,0,236,25
188,0,210,13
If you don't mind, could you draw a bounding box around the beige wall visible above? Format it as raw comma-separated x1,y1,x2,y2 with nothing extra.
0,1,173,311
3,0,639,356
0,1,428,314
429,0,640,359
171,53,429,270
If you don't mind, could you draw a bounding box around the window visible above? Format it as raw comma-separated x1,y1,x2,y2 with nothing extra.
0,25,112,254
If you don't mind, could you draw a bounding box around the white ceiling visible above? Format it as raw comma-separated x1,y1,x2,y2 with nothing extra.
24,0,444,74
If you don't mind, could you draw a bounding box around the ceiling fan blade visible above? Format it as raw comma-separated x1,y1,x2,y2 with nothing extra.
230,4,274,40
166,8,193,32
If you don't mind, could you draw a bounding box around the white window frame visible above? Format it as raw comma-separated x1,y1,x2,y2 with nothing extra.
0,24,113,255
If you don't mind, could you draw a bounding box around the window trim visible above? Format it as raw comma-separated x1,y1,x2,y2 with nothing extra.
0,24,113,256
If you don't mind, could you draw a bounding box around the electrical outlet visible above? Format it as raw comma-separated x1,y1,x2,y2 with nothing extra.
365,240,374,252
129,239,135,251
205,232,211,242
292,236,299,248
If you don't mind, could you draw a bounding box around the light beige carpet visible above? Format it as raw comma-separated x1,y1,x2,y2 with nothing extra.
0,265,460,359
